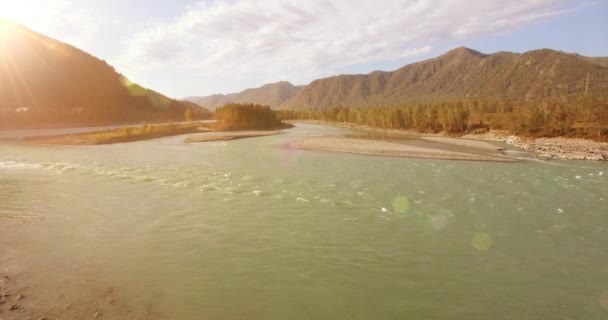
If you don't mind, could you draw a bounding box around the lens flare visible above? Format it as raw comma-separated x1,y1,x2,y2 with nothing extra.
0,17,14,38
472,232,492,251
120,76,147,97
392,196,410,214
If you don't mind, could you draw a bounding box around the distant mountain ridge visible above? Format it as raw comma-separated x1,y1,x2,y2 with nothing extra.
186,81,302,110
192,47,608,111
0,18,208,127
280,47,608,110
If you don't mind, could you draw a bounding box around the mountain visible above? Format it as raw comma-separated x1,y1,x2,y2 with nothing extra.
280,47,608,110
187,81,302,110
186,93,239,111
579,55,608,68
0,18,208,127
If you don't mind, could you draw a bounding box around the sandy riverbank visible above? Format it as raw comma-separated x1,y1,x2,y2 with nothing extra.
420,136,505,151
292,120,608,161
184,130,284,143
21,123,209,145
0,273,165,319
290,136,517,162
11,123,286,145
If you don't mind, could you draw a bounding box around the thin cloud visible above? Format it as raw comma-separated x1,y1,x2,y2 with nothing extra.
118,0,585,94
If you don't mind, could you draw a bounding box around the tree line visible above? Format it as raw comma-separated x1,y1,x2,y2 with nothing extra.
0,102,210,129
277,95,608,140
214,103,289,130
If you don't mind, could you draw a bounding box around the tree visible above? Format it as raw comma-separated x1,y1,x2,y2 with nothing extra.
214,103,285,130
274,95,608,140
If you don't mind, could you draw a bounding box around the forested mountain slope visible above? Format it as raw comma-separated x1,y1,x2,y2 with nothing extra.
0,18,208,127
280,47,608,110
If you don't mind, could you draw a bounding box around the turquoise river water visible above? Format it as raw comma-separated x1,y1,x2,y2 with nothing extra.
1,124,607,319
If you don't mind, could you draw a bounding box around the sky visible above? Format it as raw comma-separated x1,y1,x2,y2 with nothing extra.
1,0,607,98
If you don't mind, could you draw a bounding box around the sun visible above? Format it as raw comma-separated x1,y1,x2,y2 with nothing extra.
0,0,28,19
0,17,13,39
0,0,33,28
0,16,20,41
0,0,63,41
0,0,37,39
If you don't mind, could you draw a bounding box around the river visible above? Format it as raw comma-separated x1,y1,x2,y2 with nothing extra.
1,124,607,319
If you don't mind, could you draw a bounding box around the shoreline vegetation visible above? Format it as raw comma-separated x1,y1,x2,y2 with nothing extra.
277,97,608,140
278,95,608,161
26,122,210,145
186,104,292,143
214,103,294,131
23,104,294,145
13,101,608,161
288,120,608,161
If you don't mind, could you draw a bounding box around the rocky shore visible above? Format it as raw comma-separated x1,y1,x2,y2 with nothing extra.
503,136,608,161
292,121,608,162
0,274,22,317
460,130,608,161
